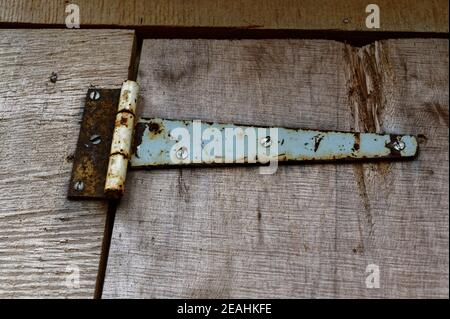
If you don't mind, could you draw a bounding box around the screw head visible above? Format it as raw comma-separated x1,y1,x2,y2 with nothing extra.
74,181,84,191
393,140,406,151
175,147,188,160
260,136,272,148
89,90,100,101
90,134,101,145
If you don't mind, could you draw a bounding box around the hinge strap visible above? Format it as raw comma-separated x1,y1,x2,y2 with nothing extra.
131,118,418,168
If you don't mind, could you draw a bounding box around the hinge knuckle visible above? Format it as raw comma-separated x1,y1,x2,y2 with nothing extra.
104,80,140,198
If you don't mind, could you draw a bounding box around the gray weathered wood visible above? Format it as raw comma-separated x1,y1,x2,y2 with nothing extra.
103,39,448,298
0,29,135,298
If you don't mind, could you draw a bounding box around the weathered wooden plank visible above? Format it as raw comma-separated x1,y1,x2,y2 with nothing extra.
338,39,449,298
103,38,448,298
0,0,448,33
0,29,135,298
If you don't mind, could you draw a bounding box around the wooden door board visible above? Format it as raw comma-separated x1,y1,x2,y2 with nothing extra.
0,29,135,298
103,38,448,298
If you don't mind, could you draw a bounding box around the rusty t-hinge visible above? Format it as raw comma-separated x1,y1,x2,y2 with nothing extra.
68,81,418,200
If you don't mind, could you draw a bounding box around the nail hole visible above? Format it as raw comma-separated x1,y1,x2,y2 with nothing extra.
49,72,58,83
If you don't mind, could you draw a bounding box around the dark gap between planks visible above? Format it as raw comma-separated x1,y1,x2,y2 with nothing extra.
0,23,447,46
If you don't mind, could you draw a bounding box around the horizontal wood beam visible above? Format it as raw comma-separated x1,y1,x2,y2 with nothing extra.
0,0,448,33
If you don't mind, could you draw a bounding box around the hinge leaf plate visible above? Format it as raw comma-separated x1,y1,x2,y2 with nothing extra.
68,89,120,199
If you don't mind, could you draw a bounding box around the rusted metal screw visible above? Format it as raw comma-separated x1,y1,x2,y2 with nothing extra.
89,90,100,101
176,147,188,160
393,140,406,151
90,134,101,145
74,181,84,191
260,136,272,148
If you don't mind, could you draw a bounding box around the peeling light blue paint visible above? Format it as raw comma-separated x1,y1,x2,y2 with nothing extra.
130,118,418,167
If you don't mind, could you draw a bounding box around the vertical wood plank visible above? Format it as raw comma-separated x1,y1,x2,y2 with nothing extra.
103,39,448,298
0,29,135,298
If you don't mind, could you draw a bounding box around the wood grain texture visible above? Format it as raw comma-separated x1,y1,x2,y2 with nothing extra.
0,29,135,298
0,0,448,33
103,38,448,298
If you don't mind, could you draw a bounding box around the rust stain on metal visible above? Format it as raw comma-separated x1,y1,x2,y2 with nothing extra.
119,115,130,127
104,153,126,199
131,122,146,158
385,135,402,157
313,134,324,152
68,88,120,199
353,132,361,153
148,122,164,138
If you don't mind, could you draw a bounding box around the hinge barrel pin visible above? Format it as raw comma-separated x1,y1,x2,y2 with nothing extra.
104,80,140,198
